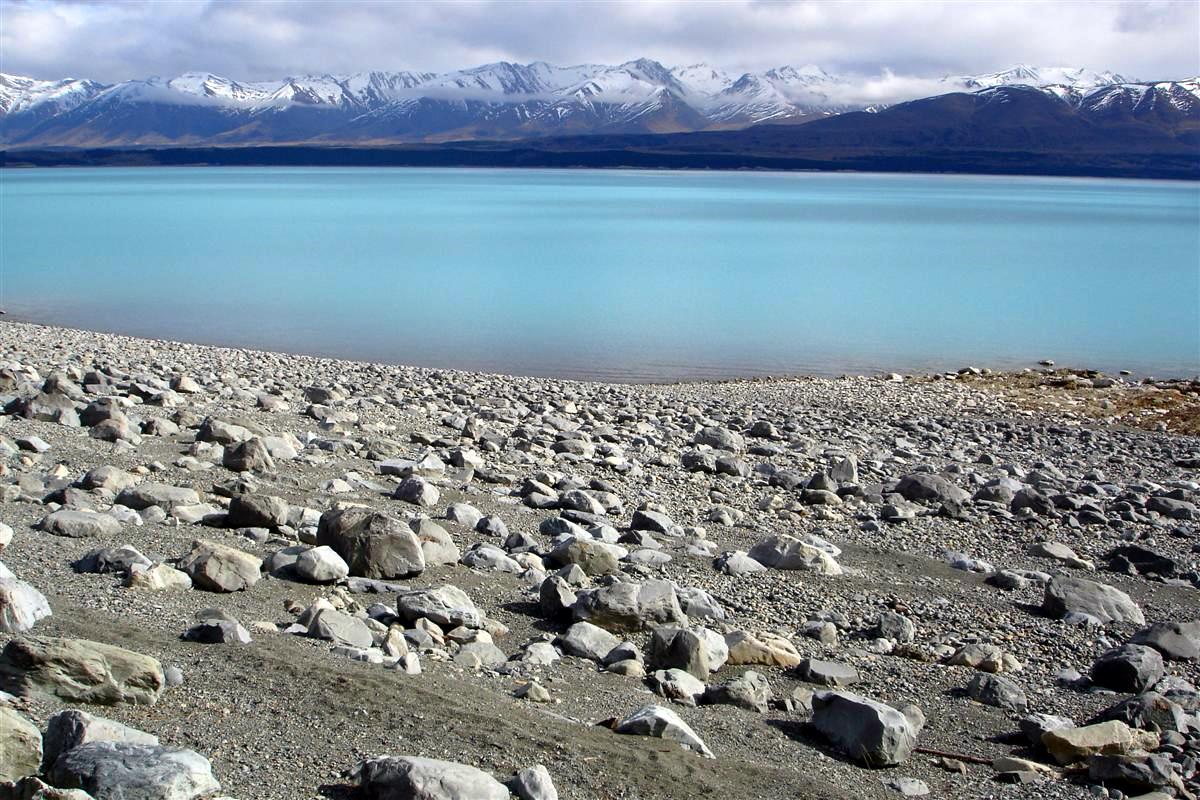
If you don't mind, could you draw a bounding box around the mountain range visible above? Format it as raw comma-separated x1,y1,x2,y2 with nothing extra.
1,59,1178,147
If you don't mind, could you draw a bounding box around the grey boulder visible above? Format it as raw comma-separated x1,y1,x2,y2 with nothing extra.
308,609,373,649
294,545,350,583
73,545,152,575
115,484,200,512
1042,575,1144,625
797,658,860,688
396,586,481,629
317,508,425,580
1091,644,1165,693
0,577,52,634
509,764,558,800
38,510,120,539
182,619,252,645
0,636,164,705
1130,621,1200,661
693,426,744,453
613,704,714,758
177,540,261,593
555,622,619,662
746,534,841,575
647,627,710,679
895,473,970,505
572,580,687,632
355,755,508,800
225,494,289,529
393,476,440,508
42,709,159,772
966,673,1028,712
812,690,918,767
48,741,220,800
221,437,275,473
704,670,772,713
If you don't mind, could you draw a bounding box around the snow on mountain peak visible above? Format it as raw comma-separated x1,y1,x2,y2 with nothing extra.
950,65,1130,91
2,60,1188,147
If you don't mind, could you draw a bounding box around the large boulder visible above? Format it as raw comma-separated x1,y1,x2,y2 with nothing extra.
508,765,557,800
1042,575,1145,625
317,508,425,580
648,669,706,707
965,673,1028,712
1091,644,1165,693
539,576,577,620
704,670,772,713
1042,720,1159,765
812,690,918,767
1130,621,1200,661
197,417,254,444
38,510,120,539
0,636,164,705
693,426,745,453
1092,692,1190,734
115,484,200,511
182,619,252,645
797,659,860,688
0,706,42,783
547,538,621,576
356,755,508,799
647,627,710,679
555,622,620,662
572,580,686,632
396,586,481,629
48,741,220,800
294,546,350,583
895,473,970,505
308,609,373,649
225,494,289,529
73,546,152,575
177,540,261,593
613,705,714,758
221,437,275,473
410,518,460,566
79,466,138,493
126,564,192,592
42,709,159,772
724,631,802,667
747,534,842,575
0,577,52,634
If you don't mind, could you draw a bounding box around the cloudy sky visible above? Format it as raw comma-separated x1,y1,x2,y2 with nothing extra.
2,0,1197,86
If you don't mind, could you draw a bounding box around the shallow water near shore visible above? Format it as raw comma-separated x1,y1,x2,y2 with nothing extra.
2,166,1197,380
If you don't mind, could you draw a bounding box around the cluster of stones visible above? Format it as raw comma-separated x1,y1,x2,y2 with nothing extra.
0,321,1196,800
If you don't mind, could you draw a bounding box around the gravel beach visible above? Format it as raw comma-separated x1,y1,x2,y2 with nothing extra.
0,319,1196,800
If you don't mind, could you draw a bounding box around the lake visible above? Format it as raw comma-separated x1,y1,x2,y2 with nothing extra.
1,167,1197,380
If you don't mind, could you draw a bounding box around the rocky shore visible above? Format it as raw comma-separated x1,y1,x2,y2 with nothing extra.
0,319,1196,800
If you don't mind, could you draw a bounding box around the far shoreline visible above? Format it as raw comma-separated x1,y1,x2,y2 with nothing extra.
4,160,1199,188
3,144,1199,182
2,315,1194,388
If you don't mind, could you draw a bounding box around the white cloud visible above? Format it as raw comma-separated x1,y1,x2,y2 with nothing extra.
0,0,1196,84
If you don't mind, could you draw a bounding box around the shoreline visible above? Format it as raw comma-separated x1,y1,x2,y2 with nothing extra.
2,316,1194,390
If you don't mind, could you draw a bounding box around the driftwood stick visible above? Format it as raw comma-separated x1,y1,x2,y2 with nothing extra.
914,746,993,765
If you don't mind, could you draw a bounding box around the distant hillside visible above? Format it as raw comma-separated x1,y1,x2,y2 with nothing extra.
0,59,1168,147
6,82,1197,180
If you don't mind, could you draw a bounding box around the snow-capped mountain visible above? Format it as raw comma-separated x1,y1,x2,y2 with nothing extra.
0,74,105,116
945,65,1129,91
1,61,1193,147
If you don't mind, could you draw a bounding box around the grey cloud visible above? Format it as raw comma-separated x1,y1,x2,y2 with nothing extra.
1,0,1196,85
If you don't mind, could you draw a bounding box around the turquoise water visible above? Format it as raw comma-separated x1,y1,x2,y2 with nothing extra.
1,167,1197,380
